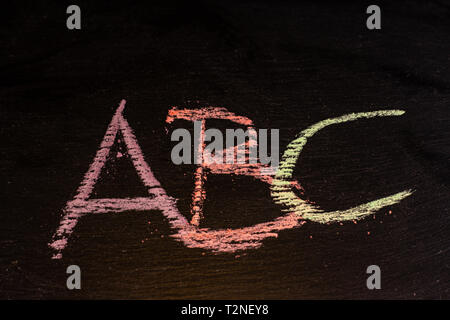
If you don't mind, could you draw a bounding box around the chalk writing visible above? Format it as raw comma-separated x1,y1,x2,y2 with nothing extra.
49,100,412,259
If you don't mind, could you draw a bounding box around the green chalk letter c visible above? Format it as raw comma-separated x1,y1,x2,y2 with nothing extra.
270,110,413,224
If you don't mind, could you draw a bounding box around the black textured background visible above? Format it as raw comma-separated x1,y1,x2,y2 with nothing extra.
1,0,449,299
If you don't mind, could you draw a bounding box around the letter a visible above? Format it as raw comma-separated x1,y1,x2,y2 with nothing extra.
66,5,81,30
366,265,381,289
66,265,81,289
366,5,381,30
48,100,190,259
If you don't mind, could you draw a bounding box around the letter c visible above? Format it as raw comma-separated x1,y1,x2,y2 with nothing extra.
270,110,413,223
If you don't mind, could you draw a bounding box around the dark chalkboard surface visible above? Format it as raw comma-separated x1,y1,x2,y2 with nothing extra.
1,0,449,299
